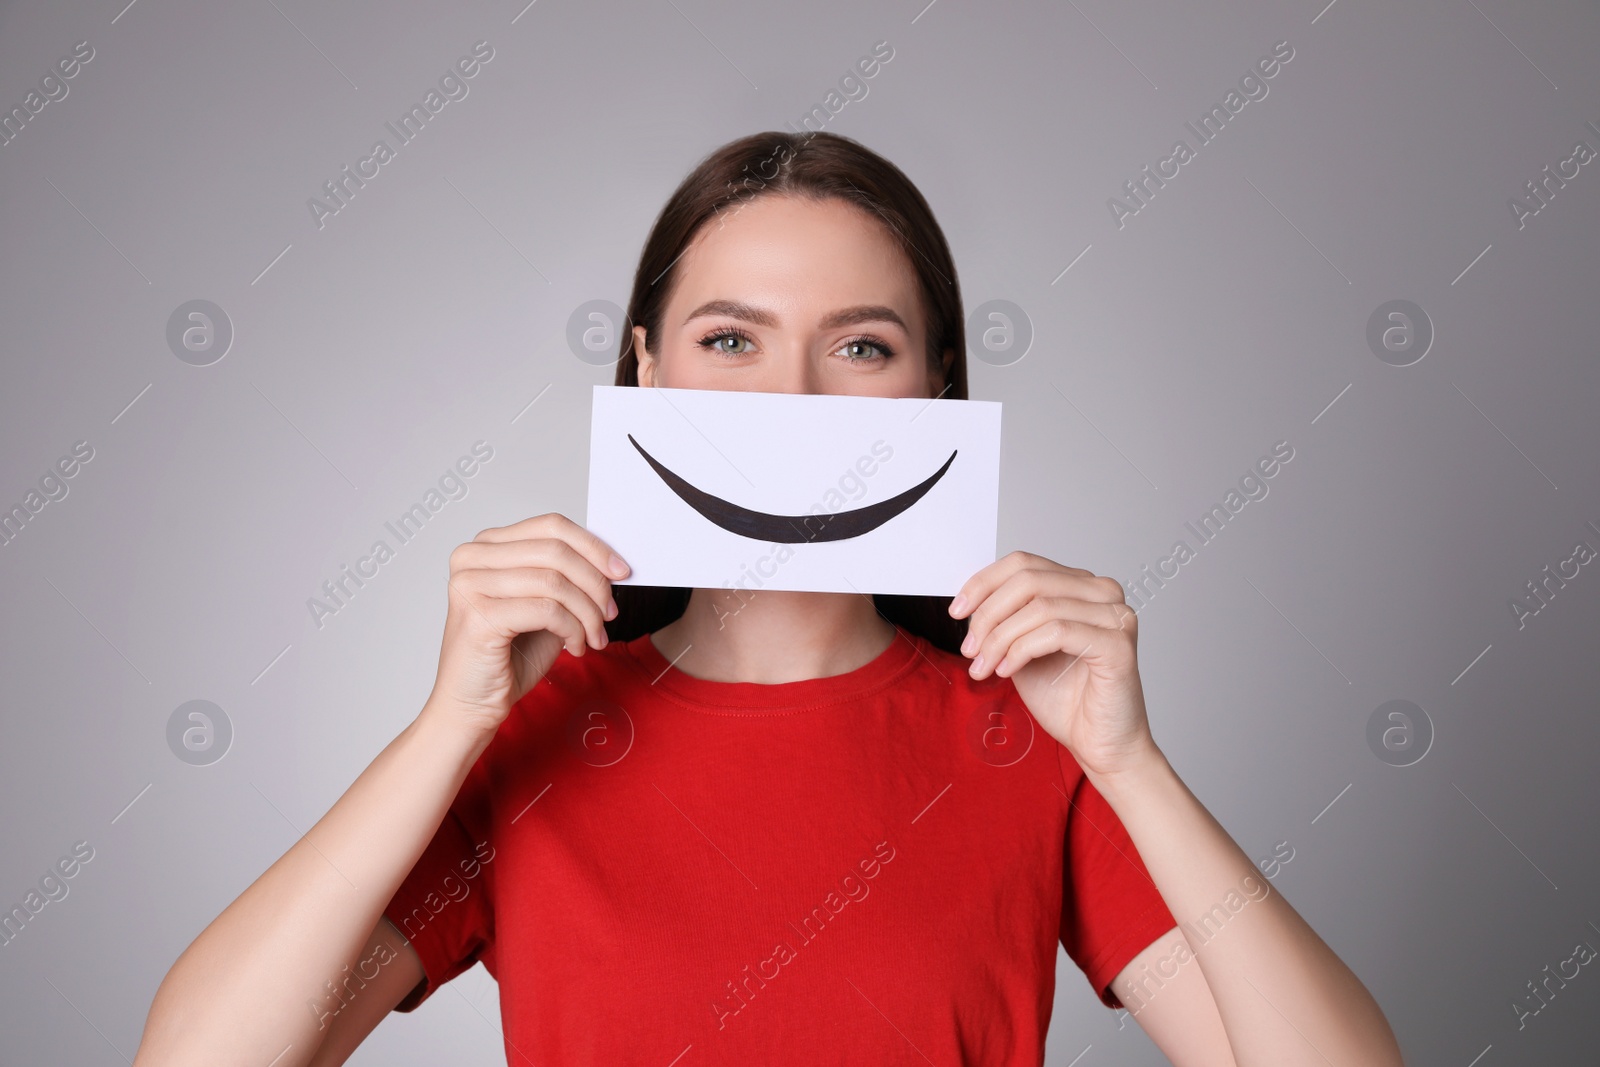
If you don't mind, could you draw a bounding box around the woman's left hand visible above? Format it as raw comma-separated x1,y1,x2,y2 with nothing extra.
950,551,1157,779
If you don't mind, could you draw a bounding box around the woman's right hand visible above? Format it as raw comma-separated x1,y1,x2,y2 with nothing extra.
427,512,630,738
136,517,622,1066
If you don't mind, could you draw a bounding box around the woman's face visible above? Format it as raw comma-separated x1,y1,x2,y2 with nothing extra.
634,194,951,399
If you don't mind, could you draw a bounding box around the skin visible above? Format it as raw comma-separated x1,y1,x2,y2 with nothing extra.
633,191,949,684
131,192,1405,1066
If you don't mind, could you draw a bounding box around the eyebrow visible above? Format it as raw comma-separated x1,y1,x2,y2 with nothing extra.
682,299,908,333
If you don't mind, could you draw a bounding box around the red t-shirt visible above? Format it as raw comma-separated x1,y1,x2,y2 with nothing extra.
383,625,1175,1064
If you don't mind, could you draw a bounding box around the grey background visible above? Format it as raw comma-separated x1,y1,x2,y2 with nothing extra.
2,0,1598,1063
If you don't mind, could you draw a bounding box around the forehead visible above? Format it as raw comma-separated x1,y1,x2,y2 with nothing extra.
670,194,925,329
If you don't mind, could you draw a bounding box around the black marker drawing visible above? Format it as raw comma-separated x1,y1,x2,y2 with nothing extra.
627,434,958,544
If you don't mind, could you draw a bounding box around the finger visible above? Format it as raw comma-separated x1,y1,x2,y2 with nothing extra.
986,618,1121,681
471,513,631,580
454,565,609,651
949,551,1035,620
450,578,591,657
961,567,1048,654
976,597,1132,679
962,568,1118,660
495,596,592,658
453,537,619,625
466,565,610,650
951,551,1098,620
992,618,1114,680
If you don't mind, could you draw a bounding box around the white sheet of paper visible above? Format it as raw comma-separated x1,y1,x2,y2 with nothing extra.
585,385,1001,596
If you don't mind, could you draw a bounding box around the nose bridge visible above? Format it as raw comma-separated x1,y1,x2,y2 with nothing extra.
774,329,820,395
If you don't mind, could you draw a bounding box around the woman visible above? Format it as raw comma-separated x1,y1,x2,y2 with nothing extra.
133,132,1404,1066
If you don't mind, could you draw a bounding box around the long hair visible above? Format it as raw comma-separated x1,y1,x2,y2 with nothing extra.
602,130,971,656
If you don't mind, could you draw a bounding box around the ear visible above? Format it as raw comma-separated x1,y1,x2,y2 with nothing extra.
633,325,657,387
929,347,955,398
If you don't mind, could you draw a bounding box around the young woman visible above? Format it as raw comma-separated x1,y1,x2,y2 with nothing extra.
133,132,1404,1066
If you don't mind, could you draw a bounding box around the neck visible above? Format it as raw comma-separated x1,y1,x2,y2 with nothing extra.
649,586,897,684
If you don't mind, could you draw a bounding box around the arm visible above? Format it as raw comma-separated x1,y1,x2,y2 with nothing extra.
304,918,427,1067
952,551,1404,1067
132,708,489,1067
133,514,627,1066
1109,926,1236,1067
1097,752,1403,1066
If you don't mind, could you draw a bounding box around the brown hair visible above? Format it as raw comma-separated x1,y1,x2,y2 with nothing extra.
603,130,971,656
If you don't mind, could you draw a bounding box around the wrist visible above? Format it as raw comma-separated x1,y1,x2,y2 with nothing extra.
414,697,499,762
1083,737,1175,810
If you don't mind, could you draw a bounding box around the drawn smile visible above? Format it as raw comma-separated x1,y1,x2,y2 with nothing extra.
627,434,958,544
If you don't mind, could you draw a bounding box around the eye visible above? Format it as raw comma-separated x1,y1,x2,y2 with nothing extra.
696,327,756,358
836,335,896,363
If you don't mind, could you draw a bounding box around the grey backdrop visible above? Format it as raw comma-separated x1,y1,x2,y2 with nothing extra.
3,0,1598,1063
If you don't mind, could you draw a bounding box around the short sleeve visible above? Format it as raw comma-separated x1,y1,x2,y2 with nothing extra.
382,754,497,1012
1058,752,1177,1009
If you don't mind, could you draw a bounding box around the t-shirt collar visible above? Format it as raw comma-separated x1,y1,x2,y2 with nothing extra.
622,624,928,712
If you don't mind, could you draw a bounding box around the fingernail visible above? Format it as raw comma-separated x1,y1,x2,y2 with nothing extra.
605,598,618,620
960,634,977,656
949,594,968,616
609,554,630,578
969,654,985,676
597,631,608,650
